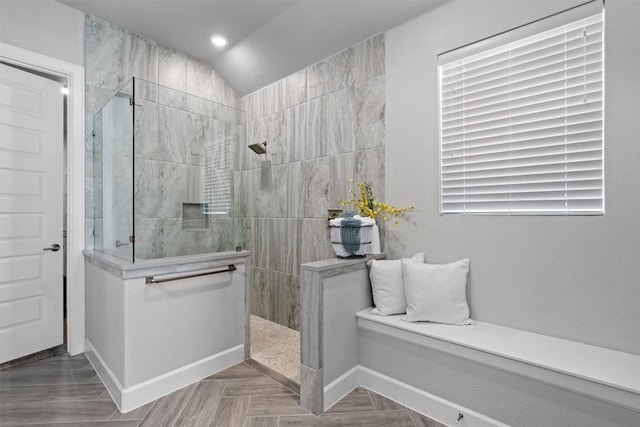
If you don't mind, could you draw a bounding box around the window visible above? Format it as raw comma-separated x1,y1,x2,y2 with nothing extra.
439,2,604,215
203,129,232,215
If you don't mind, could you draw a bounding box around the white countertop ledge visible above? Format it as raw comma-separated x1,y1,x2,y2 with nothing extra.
83,249,251,279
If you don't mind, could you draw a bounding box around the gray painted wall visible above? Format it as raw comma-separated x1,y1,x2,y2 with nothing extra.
0,0,84,66
386,0,640,355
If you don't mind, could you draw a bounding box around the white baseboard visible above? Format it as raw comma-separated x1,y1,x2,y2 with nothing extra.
85,339,244,413
84,339,124,409
358,366,510,427
323,365,360,411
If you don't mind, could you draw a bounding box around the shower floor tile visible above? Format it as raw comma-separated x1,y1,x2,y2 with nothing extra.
250,315,300,383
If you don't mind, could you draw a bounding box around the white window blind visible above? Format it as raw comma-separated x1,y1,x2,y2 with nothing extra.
439,2,604,215
203,131,232,215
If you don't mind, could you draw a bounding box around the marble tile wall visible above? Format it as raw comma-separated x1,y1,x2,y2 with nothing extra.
84,14,243,259
240,34,386,331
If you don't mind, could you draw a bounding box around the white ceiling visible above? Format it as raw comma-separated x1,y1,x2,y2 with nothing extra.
58,0,448,96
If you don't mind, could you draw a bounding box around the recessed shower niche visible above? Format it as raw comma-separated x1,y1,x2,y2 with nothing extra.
91,77,245,261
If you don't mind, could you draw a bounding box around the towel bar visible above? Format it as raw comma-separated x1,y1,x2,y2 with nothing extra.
145,265,237,284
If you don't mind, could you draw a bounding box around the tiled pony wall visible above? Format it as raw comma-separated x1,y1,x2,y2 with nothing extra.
240,34,386,330
84,15,244,258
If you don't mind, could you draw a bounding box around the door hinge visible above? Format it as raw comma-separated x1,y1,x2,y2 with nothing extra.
129,235,135,244
130,97,143,107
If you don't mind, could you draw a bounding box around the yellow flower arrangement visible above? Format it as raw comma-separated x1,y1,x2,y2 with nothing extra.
338,181,414,225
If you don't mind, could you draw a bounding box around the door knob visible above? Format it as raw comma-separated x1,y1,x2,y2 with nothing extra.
43,244,61,252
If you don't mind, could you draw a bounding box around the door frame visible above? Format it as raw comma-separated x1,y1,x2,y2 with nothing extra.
0,42,85,356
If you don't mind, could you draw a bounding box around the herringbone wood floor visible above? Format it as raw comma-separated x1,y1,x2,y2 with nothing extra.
0,354,445,426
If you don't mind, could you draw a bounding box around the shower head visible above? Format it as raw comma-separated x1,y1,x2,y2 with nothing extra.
248,141,267,155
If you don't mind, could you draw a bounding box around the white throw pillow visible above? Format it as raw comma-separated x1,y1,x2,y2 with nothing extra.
401,258,471,325
367,252,425,316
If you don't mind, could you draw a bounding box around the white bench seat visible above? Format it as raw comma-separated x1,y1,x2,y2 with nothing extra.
356,308,640,411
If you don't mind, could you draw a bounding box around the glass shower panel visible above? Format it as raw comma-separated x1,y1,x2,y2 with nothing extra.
132,78,246,259
93,80,134,262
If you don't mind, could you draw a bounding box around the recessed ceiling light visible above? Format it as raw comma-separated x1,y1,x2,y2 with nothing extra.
210,34,228,47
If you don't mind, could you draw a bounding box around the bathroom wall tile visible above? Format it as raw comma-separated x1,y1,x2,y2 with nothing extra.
101,153,115,219
125,33,158,84
328,153,355,209
209,217,235,252
252,166,269,218
269,112,288,166
355,75,385,150
158,84,188,111
287,162,305,218
190,114,209,167
242,92,256,123
268,219,301,275
303,158,330,218
158,163,202,218
134,218,158,260
252,218,269,269
157,218,217,257
251,267,270,319
269,271,300,331
158,46,187,92
134,78,159,103
307,48,354,100
236,121,252,171
84,153,94,221
85,15,125,90
240,96,249,117
113,218,134,260
234,170,253,219
157,105,190,163
284,69,307,108
94,218,105,251
100,95,133,156
305,96,324,159
231,123,246,172
85,218,95,250
232,217,250,250
134,159,159,218
300,219,334,264
212,70,240,109
187,59,214,101
251,161,287,219
353,34,385,84
285,103,307,162
355,147,386,203
185,93,214,118
263,80,286,118
323,86,356,156
208,120,233,168
134,101,158,160
157,218,182,257
92,153,103,219
114,154,133,219
270,164,288,218
85,85,114,152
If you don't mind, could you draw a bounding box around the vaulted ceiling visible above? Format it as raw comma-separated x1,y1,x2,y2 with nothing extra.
58,0,448,96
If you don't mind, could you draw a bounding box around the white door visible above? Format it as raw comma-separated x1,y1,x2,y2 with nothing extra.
0,62,64,363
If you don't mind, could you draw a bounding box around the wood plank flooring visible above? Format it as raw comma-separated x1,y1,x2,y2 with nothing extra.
0,354,445,427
